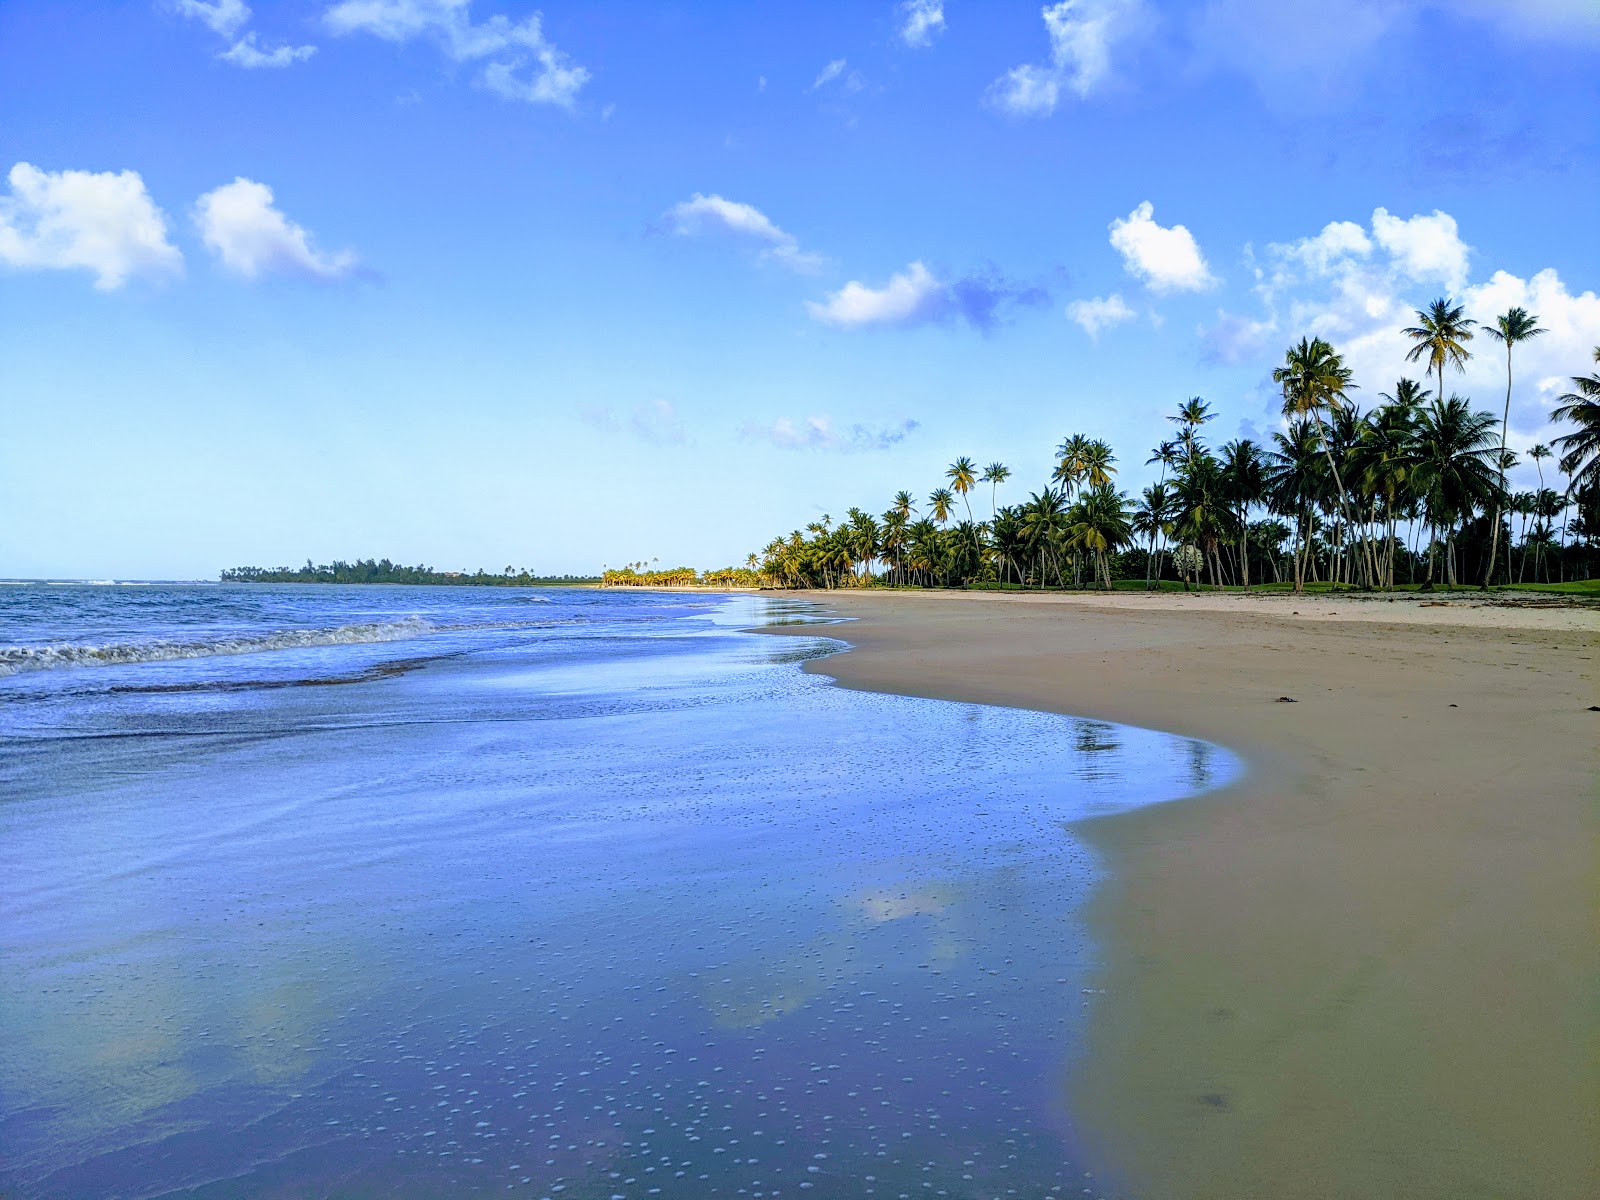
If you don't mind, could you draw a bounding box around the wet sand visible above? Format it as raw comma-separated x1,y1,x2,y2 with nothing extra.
772,589,1599,1200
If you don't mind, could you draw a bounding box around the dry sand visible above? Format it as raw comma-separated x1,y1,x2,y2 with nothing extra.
772,588,1598,1200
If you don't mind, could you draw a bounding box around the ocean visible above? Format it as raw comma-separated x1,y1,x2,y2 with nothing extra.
0,583,1235,1198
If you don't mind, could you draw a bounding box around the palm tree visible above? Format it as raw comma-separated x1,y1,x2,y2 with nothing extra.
1220,439,1264,588
1481,307,1546,585
1053,434,1092,496
929,487,955,526
1168,398,1214,459
1020,489,1068,585
1403,298,1475,417
980,462,1010,519
946,457,977,522
1552,348,1600,493
1274,337,1361,586
1066,484,1134,588
1263,417,1328,591
1132,483,1172,590
1412,395,1500,587
1080,440,1116,487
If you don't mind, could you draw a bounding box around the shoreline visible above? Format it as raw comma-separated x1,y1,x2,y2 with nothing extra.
762,588,1597,1199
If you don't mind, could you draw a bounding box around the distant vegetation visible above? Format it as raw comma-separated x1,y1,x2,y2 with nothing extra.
222,559,599,586
749,310,1600,593
601,564,761,589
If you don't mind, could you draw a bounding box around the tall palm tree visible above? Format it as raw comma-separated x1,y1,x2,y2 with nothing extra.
1133,483,1172,590
1168,398,1214,459
1274,336,1361,585
1403,298,1475,416
1053,434,1092,496
929,487,955,525
1412,395,1500,587
980,462,1011,519
946,457,977,521
891,490,917,521
1066,483,1134,588
1552,348,1600,492
1080,440,1116,487
1481,307,1546,585
1262,417,1329,591
1220,439,1264,588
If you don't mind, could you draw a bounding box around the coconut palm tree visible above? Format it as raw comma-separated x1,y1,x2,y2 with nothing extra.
1053,434,1092,496
1263,417,1329,591
1481,307,1546,585
1168,398,1214,460
1020,489,1068,585
1274,337,1361,585
1412,395,1500,587
1133,483,1172,590
980,462,1011,519
929,487,955,526
1066,484,1134,588
1220,439,1264,588
1403,298,1475,417
946,457,977,521
1552,348,1600,492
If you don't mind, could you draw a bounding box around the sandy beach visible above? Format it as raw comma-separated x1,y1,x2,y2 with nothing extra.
773,589,1599,1200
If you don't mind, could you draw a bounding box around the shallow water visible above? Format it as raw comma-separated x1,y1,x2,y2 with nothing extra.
0,585,1235,1198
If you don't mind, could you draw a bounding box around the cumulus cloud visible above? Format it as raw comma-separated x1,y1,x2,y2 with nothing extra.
742,415,920,453
194,178,357,280
325,0,589,108
174,1,317,69
581,399,687,446
0,162,183,290
987,0,1142,116
1109,201,1215,293
1067,293,1136,338
1232,206,1600,451
899,0,946,47
661,193,821,272
808,261,1047,332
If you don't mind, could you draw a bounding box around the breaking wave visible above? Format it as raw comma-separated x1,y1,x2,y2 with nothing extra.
0,617,459,678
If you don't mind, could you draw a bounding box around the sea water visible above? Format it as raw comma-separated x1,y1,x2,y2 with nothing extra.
0,584,1235,1198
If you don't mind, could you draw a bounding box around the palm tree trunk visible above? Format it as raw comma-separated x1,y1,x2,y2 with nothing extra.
1484,342,1513,586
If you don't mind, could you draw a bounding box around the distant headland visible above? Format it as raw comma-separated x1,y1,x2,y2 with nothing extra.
220,559,599,587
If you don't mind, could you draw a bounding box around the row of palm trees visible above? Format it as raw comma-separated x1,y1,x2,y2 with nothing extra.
752,301,1600,593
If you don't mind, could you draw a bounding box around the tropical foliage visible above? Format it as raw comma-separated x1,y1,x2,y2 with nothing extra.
745,310,1600,592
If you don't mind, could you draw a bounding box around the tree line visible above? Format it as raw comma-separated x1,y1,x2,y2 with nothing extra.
221,559,600,586
753,302,1600,593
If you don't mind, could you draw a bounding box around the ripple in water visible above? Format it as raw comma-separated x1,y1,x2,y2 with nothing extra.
0,588,1236,1198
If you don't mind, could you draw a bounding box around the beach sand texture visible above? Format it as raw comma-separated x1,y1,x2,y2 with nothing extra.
774,590,1598,1200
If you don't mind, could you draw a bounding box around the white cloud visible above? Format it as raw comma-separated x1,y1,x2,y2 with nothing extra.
325,0,589,108
743,415,920,453
1370,207,1470,292
0,162,183,290
807,261,947,328
899,0,946,47
221,31,318,67
1109,201,1215,293
812,58,847,89
194,178,357,280
174,1,316,69
987,0,1142,116
1232,206,1600,462
807,261,1049,332
174,0,250,38
1067,293,1135,337
662,193,821,273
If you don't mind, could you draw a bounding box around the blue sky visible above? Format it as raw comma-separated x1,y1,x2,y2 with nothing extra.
2,0,1598,579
